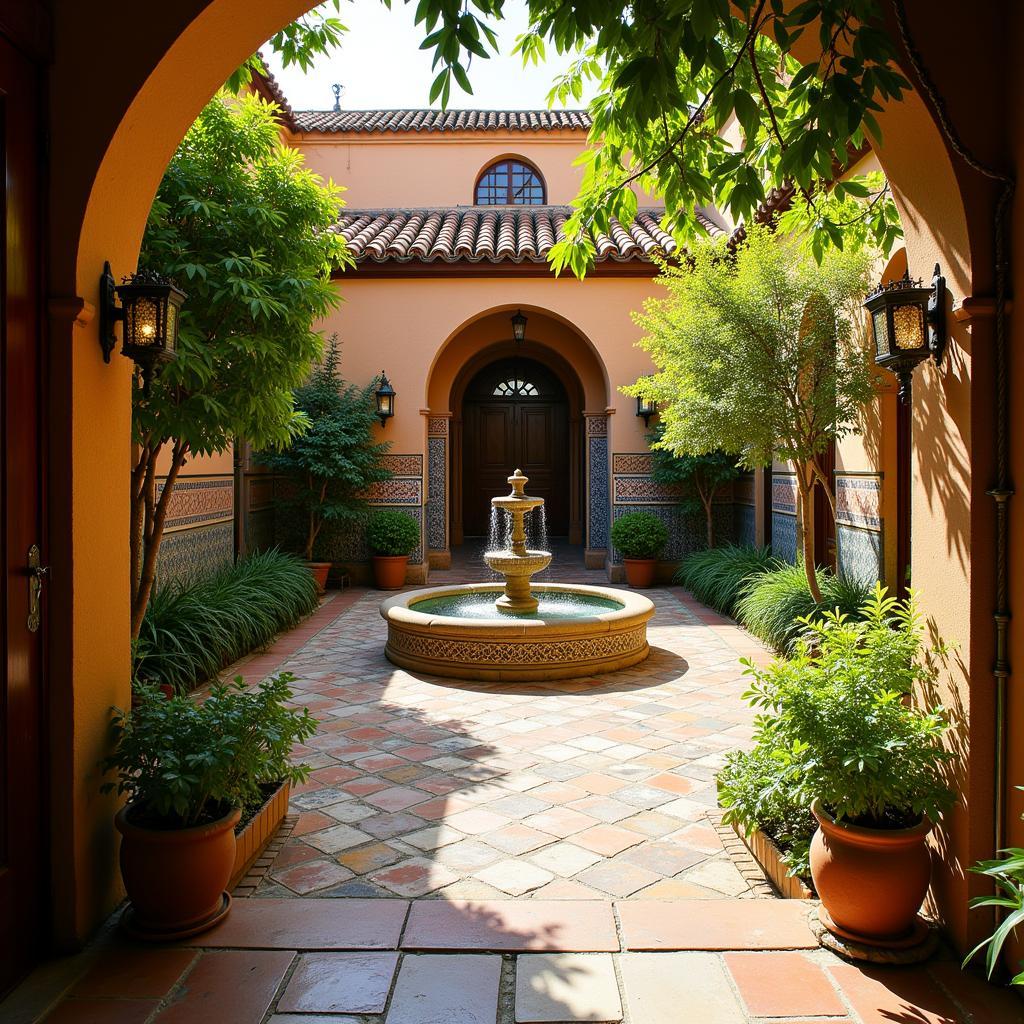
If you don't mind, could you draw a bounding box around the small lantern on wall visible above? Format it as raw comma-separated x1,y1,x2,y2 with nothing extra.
635,378,658,429
510,309,528,344
375,371,396,427
863,263,946,404
100,262,186,395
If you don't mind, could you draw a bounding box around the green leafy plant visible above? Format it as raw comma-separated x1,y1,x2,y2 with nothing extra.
674,544,774,616
720,587,954,874
257,337,391,561
132,91,348,636
611,511,669,560
965,806,1024,985
649,430,740,548
135,550,319,693
366,510,421,557
101,674,316,828
734,561,873,653
627,227,878,601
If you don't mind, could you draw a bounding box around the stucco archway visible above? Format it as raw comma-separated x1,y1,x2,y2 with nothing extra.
43,0,1003,958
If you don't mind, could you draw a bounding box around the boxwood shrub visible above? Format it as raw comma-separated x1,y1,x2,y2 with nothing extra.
366,509,421,556
610,511,669,559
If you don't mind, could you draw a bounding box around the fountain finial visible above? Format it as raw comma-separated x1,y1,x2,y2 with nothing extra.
508,468,528,497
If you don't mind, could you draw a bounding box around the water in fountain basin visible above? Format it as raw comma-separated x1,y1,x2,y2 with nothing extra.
411,590,622,620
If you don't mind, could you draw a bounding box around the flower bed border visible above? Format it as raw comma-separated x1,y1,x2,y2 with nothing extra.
731,819,814,900
230,780,291,890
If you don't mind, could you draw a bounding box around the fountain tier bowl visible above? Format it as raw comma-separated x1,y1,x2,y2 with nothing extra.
380,582,655,682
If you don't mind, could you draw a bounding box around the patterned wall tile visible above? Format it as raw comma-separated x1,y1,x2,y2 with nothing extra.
162,476,234,532
736,504,756,547
612,475,684,504
837,524,884,585
612,452,653,474
157,521,234,587
610,503,735,564
381,454,424,476
587,434,610,549
364,477,422,505
772,512,798,564
427,435,447,550
428,417,449,436
771,473,797,516
836,475,882,530
586,416,607,436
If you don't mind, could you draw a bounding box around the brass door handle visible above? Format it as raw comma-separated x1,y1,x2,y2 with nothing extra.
27,544,48,633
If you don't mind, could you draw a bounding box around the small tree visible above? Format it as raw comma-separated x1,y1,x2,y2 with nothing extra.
258,338,391,561
628,226,878,601
131,91,348,637
648,429,739,548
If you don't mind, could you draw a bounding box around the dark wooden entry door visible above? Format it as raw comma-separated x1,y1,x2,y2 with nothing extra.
0,31,46,996
462,358,569,537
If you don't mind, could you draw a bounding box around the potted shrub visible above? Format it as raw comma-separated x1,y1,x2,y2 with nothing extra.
258,336,391,592
721,585,954,946
366,509,420,589
101,673,315,940
610,511,669,587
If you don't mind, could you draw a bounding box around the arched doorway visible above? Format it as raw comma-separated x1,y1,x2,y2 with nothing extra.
462,357,570,537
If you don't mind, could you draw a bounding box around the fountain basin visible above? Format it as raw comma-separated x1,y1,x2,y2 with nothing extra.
380,582,655,682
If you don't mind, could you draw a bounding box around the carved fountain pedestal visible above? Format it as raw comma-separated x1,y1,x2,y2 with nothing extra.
485,469,551,614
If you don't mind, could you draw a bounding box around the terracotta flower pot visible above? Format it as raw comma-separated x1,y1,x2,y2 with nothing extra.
115,803,241,940
810,799,933,945
304,561,331,593
372,554,409,590
623,558,657,588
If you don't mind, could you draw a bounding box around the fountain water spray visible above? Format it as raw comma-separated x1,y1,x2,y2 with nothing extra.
484,469,552,613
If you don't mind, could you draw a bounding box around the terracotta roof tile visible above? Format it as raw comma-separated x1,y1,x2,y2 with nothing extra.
334,206,680,264
293,109,592,134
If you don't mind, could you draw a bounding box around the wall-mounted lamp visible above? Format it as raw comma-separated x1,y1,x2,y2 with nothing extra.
510,309,528,344
864,263,946,404
636,392,659,429
375,371,396,427
100,262,186,395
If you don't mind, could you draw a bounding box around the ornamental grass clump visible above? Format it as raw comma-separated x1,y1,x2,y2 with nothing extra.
135,549,319,692
719,585,954,876
734,561,873,653
674,544,774,616
102,673,316,828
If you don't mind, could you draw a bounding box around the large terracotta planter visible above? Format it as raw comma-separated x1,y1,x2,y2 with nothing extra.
810,799,933,945
304,561,331,593
116,803,241,940
230,781,291,889
623,558,657,588
372,554,408,590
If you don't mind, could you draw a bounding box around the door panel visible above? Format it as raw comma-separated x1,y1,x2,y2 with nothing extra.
462,404,515,536
0,32,45,995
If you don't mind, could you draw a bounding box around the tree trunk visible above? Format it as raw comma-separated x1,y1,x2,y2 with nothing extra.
131,441,187,638
795,466,822,603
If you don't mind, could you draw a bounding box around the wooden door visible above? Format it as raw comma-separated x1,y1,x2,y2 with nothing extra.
0,31,46,996
462,358,570,538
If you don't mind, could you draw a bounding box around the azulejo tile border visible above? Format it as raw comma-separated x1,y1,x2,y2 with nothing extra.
587,428,610,549
835,474,882,530
365,476,422,506
612,475,683,504
157,520,234,586
161,475,234,532
612,452,653,474
771,473,797,516
837,523,884,585
771,511,797,564
427,435,447,551
427,416,449,437
381,454,423,476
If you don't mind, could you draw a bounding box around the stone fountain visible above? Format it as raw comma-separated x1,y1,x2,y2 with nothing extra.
485,469,551,614
380,468,655,682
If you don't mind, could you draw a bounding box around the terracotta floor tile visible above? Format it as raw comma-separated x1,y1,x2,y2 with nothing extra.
192,898,407,949
574,825,645,857
272,858,353,894
725,951,847,1017
619,952,746,1023
402,900,619,952
277,952,399,1014
385,954,500,1024
43,1000,160,1024
292,811,335,837
153,950,293,1023
485,824,555,855
71,948,196,999
828,963,962,1024
928,961,1024,1023
617,899,817,950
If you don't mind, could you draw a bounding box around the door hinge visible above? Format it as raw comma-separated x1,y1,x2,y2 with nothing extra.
27,544,48,633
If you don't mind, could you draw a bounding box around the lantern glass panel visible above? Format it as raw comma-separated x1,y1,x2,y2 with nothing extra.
892,303,926,350
165,300,178,351
126,295,161,347
379,394,393,416
871,309,891,359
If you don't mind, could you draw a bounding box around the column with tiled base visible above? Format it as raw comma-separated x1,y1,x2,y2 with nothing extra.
584,413,609,570
426,413,451,570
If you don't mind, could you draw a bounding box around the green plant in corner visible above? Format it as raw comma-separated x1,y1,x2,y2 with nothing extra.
257,336,392,562
366,510,422,557
102,673,316,828
674,544,773,617
610,511,669,560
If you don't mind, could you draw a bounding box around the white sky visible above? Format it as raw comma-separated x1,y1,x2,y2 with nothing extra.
263,0,598,111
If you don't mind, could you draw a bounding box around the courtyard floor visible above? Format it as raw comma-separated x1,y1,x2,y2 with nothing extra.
6,550,1023,1023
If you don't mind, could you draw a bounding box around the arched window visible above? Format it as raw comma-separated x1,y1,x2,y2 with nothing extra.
492,378,540,397
475,159,546,205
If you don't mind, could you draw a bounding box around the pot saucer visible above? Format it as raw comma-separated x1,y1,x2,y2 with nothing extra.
813,905,940,964
120,891,231,942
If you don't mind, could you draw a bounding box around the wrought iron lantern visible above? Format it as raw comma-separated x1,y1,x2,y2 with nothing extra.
375,371,396,427
510,309,528,344
864,263,946,404
100,262,186,395
636,390,658,429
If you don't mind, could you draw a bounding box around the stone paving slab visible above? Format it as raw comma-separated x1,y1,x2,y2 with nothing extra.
385,954,501,1024
619,952,746,1023
402,900,619,951
515,953,622,1022
277,952,400,1014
